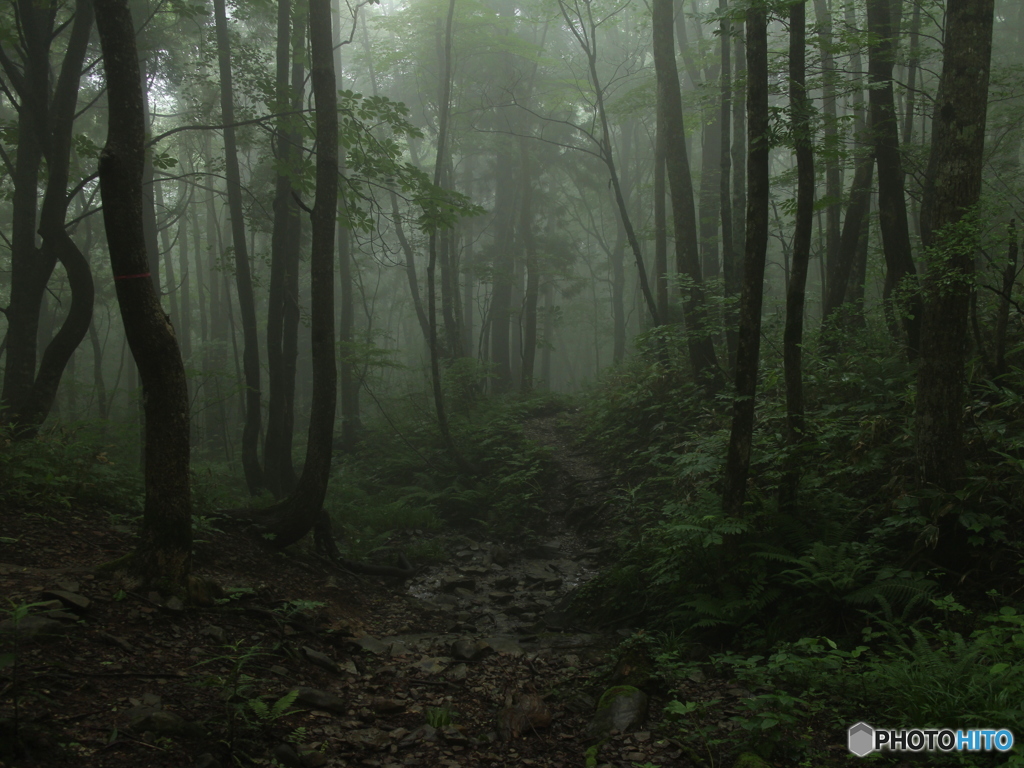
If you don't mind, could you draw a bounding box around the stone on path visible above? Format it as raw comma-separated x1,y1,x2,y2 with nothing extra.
291,687,346,714
587,686,648,736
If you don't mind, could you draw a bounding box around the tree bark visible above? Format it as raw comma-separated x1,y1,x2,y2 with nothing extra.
652,0,721,391
214,0,262,494
867,0,920,355
812,0,842,300
0,0,95,435
782,1,814,507
916,0,995,490
995,221,1017,378
723,2,769,518
719,0,738,370
264,0,304,497
261,0,339,547
95,0,192,590
519,138,540,392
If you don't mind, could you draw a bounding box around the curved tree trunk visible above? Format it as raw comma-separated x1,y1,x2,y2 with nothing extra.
867,0,920,356
261,0,338,548
1,0,95,436
95,0,192,590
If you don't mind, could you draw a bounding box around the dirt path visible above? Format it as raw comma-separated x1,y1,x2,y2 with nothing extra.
0,415,696,768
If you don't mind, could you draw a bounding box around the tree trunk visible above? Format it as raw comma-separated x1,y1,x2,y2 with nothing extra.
264,0,304,497
519,138,540,392
489,152,516,393
1,0,95,435
916,0,995,490
995,222,1017,378
719,0,738,369
867,0,920,355
812,0,842,300
821,151,875,332
261,0,339,547
652,0,721,390
95,0,192,591
214,0,262,494
723,2,769,518
781,1,814,507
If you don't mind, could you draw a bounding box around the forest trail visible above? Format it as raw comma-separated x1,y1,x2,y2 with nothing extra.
0,414,700,768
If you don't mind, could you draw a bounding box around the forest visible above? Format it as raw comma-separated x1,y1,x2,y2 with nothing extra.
1,0,1022,765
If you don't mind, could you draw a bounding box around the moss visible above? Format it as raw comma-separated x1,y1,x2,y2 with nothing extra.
596,685,640,712
733,753,771,768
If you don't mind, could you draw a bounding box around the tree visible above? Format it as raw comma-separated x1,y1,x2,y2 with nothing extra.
259,0,338,548
723,0,768,518
781,0,814,506
94,0,192,590
867,0,920,355
213,0,262,494
0,0,96,436
652,0,721,390
916,0,995,491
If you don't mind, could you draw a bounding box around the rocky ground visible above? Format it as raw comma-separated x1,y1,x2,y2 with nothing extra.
0,416,783,768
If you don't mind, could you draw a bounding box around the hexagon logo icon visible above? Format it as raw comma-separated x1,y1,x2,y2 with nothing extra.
848,722,875,757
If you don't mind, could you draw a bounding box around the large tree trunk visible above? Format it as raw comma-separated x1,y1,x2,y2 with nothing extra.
1,0,95,435
781,0,814,507
723,1,769,518
719,0,738,370
261,0,338,547
867,0,920,355
214,0,262,494
916,0,995,491
652,0,721,390
95,0,192,590
264,0,305,495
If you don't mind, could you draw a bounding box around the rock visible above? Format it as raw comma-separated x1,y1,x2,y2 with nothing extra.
349,635,389,655
41,589,90,613
588,686,648,737
56,581,80,593
201,625,227,644
299,747,328,767
399,724,437,748
0,615,68,641
447,663,469,681
368,697,405,714
99,631,136,654
482,636,524,656
491,545,512,566
195,753,224,768
301,646,341,674
451,638,491,661
127,707,204,739
453,587,476,600
497,694,551,739
441,577,476,593
412,657,448,675
440,725,469,746
342,727,390,750
292,687,346,714
522,563,562,588
488,591,514,604
492,575,517,590
164,596,185,612
273,743,303,768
